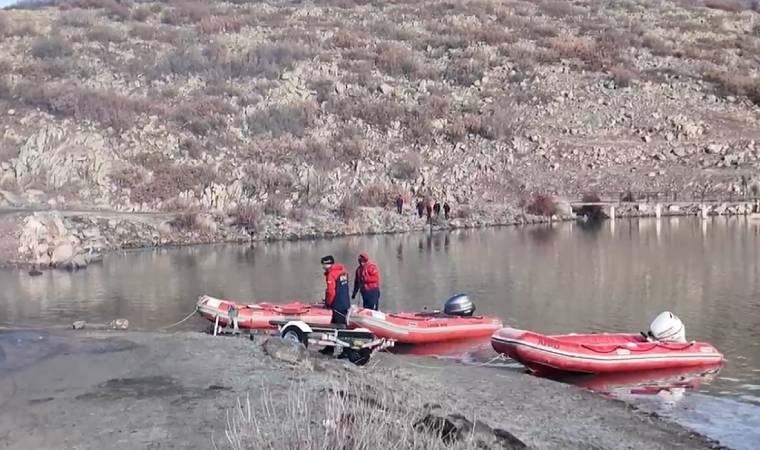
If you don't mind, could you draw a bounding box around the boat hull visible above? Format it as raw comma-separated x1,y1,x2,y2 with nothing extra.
348,308,503,344
491,327,724,375
196,295,333,330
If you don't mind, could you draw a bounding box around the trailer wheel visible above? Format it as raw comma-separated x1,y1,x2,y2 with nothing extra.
347,348,371,366
281,326,308,348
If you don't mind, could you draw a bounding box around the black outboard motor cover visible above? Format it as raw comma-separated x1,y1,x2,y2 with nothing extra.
444,294,475,316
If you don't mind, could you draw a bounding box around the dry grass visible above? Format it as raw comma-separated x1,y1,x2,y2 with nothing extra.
522,193,557,217
247,102,317,138
222,376,489,450
14,82,156,130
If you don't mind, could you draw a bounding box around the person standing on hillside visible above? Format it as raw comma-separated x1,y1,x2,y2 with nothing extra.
443,202,451,220
416,200,424,218
433,201,441,217
351,253,381,310
396,195,404,214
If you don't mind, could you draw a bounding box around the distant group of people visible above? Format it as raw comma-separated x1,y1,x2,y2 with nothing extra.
394,195,452,221
415,198,451,221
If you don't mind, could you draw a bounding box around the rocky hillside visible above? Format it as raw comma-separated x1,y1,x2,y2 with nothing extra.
1,0,760,265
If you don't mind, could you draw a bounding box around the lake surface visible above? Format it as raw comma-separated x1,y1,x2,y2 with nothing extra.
1,217,760,449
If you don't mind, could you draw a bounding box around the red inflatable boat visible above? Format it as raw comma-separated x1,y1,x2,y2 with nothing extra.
196,295,332,330
348,308,503,344
491,327,724,375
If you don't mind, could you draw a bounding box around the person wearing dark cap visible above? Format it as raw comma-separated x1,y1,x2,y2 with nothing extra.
319,255,351,355
351,253,381,310
320,254,350,325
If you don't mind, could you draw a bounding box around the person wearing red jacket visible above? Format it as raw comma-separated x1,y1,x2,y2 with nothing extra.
319,255,351,355
321,255,350,324
351,253,381,310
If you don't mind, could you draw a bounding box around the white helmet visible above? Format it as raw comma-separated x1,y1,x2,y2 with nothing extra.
648,311,686,343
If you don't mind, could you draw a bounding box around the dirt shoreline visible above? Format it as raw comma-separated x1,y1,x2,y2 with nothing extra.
0,328,725,450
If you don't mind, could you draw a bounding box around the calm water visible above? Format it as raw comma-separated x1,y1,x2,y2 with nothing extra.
1,217,760,448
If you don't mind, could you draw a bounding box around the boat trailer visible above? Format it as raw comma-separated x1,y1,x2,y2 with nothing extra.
269,320,395,366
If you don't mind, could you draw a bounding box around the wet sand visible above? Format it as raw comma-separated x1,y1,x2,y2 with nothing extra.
0,329,723,450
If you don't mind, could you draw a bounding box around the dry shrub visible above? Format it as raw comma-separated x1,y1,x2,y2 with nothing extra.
375,43,421,78
15,82,155,130
522,193,557,217
87,25,126,44
231,43,312,79
199,15,247,34
330,29,363,49
264,194,289,217
247,102,317,138
338,194,360,220
446,117,467,143
131,6,152,22
223,376,495,450
355,184,401,207
704,70,760,105
108,163,144,189
328,97,405,131
391,152,422,180
609,66,637,88
641,34,672,57
172,96,236,136
169,211,200,231
130,24,190,44
232,203,262,234
544,36,596,63
161,1,210,25
444,56,486,87
457,204,473,219
30,38,73,59
242,164,296,197
539,0,583,18
130,157,218,204
472,25,517,45
57,9,96,28
462,107,520,141
334,129,366,161
71,0,130,21
154,45,215,77
19,58,92,80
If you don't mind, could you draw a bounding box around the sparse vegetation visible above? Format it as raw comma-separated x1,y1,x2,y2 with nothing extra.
2,0,760,235
30,38,72,59
523,193,558,217
223,376,496,450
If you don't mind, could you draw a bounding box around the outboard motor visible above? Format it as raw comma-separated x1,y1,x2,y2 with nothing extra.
444,294,475,317
647,311,686,343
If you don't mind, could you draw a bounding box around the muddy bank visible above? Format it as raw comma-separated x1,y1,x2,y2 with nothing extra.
0,329,723,450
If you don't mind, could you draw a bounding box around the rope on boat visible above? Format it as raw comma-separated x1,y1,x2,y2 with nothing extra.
159,308,199,331
375,349,510,370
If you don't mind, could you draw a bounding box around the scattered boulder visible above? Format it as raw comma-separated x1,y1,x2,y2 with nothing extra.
262,337,307,365
72,318,129,330
414,405,529,449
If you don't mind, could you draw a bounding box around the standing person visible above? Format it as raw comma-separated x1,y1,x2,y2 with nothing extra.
416,200,424,218
443,202,451,220
320,255,350,355
433,201,441,217
351,253,381,310
396,195,404,214
425,200,433,222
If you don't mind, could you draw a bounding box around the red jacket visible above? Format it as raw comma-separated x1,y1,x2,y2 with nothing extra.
324,263,350,310
353,254,380,295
